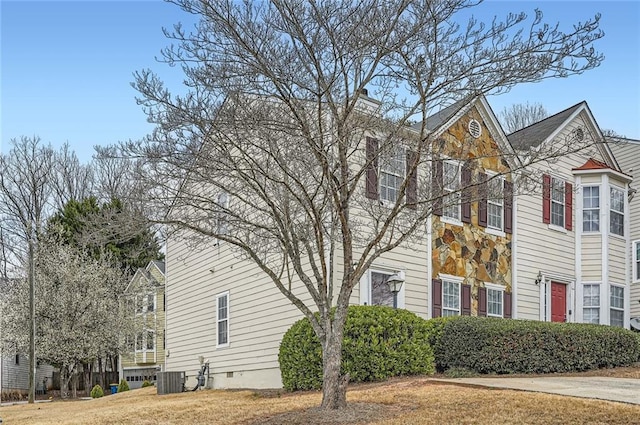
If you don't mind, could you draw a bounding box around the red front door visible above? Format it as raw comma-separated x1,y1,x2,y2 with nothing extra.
551,282,566,322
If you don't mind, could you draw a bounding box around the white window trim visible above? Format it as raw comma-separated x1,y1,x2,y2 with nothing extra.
581,282,600,324
146,293,156,313
441,159,462,224
379,146,406,204
216,291,230,348
550,176,566,228
486,173,505,232
609,185,625,237
582,184,601,234
609,284,625,327
359,267,406,308
633,240,640,284
439,273,463,317
485,282,505,318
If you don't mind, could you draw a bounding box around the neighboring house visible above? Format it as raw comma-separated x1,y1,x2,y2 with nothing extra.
0,278,55,400
508,103,632,328
164,94,519,390
608,137,640,321
119,261,166,389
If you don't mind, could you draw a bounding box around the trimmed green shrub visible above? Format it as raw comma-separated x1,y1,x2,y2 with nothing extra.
141,380,153,388
117,379,130,393
90,384,104,398
435,317,640,374
279,305,435,391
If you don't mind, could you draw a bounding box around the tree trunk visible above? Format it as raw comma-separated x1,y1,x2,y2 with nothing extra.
72,366,78,399
84,363,91,396
320,321,349,409
60,365,72,399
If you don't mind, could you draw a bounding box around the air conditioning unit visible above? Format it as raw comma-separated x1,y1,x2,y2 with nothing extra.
157,371,185,394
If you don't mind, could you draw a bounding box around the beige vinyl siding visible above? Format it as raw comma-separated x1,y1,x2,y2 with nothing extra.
609,139,639,317
608,237,626,284
121,262,166,371
166,233,317,388
581,234,602,281
515,112,602,321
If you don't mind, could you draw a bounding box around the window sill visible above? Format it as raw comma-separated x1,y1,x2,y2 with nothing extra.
216,344,230,349
548,224,568,234
582,231,601,236
441,217,463,227
609,232,625,241
485,227,506,238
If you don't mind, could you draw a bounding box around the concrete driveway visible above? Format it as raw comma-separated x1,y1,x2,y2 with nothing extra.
433,377,640,405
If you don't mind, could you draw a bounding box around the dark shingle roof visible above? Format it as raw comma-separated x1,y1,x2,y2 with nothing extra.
412,97,471,133
152,260,165,274
507,102,585,150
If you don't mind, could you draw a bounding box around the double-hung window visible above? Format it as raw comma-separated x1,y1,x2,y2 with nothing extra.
609,285,624,327
551,177,565,228
379,147,405,203
442,161,461,221
582,186,600,232
486,285,504,317
582,284,600,324
146,331,155,350
442,279,460,316
487,176,504,231
610,187,624,236
216,292,229,347
147,294,155,312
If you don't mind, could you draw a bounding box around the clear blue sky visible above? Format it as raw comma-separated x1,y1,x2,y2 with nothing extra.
2,1,639,162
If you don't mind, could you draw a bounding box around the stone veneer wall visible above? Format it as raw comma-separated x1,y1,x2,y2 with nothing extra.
432,106,512,316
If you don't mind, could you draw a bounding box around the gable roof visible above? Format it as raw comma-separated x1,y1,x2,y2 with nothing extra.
151,260,165,274
507,102,585,150
411,95,520,170
412,98,469,133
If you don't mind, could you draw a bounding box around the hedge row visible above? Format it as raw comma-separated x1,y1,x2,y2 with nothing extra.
435,316,640,374
279,308,640,391
278,306,435,391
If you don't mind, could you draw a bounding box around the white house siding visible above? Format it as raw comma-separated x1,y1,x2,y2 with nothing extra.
514,113,603,323
1,355,28,393
608,139,640,319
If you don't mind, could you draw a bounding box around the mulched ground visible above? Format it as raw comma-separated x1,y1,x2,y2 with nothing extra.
246,402,411,425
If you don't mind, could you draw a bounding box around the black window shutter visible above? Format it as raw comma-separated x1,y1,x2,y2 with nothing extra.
432,278,442,318
461,163,472,223
478,172,488,227
432,160,443,216
365,137,379,200
504,180,513,234
504,292,512,319
477,287,487,317
461,284,471,315
406,150,418,209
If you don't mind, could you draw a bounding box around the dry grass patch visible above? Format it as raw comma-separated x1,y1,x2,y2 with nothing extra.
1,377,639,425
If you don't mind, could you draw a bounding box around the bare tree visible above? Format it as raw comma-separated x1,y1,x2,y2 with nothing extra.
500,102,549,133
118,0,603,409
0,137,56,403
51,143,95,209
